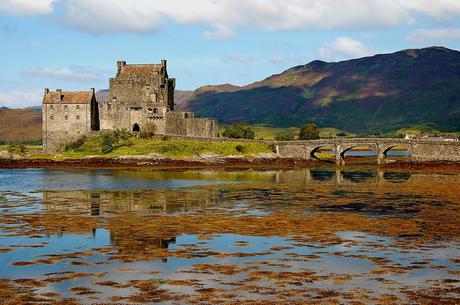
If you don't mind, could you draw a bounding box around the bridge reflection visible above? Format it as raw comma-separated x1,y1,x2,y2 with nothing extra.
41,168,452,216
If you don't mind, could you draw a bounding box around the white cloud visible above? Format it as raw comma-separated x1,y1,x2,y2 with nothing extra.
203,25,235,40
317,37,375,62
0,0,55,16
21,67,102,82
0,90,42,108
3,0,460,37
408,28,460,43
223,54,256,63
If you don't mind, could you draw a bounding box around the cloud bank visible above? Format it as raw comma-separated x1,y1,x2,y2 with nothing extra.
2,0,460,37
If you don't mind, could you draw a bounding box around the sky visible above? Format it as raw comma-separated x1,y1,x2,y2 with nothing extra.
1,0,460,108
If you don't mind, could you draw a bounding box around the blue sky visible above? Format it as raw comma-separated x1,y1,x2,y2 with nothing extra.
1,0,460,107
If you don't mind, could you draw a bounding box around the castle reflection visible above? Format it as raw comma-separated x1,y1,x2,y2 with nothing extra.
43,188,220,215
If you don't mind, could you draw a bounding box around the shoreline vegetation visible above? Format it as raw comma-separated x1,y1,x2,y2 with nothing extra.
0,131,459,171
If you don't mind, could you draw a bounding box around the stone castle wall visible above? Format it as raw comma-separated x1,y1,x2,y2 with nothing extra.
165,112,218,138
42,92,98,153
42,60,218,152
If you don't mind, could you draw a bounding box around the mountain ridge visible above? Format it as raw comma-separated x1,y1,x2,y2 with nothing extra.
177,46,460,132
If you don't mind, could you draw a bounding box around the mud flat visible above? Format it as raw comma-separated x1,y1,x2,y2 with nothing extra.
1,155,460,171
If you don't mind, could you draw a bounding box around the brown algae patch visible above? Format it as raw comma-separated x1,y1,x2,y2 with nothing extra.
0,168,459,304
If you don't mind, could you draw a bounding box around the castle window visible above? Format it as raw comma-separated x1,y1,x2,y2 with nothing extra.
65,115,68,120
153,108,158,114
108,104,112,110
112,97,117,103
50,115,54,120
64,105,68,111
50,105,54,110
147,108,153,112
76,115,80,120
76,105,80,110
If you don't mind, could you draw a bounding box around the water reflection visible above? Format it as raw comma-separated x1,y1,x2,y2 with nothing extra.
0,168,459,304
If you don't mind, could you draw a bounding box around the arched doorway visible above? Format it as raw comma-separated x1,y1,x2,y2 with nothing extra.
132,123,140,132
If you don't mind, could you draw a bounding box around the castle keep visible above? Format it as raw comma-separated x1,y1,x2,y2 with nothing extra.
42,60,218,152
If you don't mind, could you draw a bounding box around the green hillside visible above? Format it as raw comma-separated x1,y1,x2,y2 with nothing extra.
178,47,460,133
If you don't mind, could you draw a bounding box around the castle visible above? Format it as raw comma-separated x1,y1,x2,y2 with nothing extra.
42,60,218,152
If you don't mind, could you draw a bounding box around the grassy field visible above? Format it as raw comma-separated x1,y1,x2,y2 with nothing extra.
60,133,272,159
219,124,354,140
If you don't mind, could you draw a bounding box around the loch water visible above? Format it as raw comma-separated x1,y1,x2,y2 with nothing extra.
0,167,459,304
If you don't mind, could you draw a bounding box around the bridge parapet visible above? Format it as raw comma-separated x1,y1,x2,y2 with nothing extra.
274,138,460,165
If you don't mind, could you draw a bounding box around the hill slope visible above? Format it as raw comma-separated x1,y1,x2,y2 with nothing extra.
0,109,42,143
178,47,460,132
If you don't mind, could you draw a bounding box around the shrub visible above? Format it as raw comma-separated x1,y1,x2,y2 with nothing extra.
65,136,87,151
161,135,172,141
235,144,245,153
101,133,118,154
222,124,255,139
7,144,27,155
337,132,347,137
275,131,295,141
298,123,320,140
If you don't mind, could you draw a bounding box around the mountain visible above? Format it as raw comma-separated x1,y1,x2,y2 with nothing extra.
178,47,460,133
0,108,42,143
0,107,9,110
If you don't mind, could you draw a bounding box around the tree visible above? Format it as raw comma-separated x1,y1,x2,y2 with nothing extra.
275,131,295,141
298,123,320,140
222,124,255,139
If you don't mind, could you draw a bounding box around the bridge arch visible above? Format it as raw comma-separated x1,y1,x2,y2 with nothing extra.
382,143,412,160
309,145,335,162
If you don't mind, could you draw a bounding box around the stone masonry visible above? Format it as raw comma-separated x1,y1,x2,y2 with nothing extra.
43,60,218,152
42,88,99,152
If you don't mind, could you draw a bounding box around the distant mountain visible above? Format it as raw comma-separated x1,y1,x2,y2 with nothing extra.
96,89,109,102
0,108,42,143
0,107,9,110
178,46,460,132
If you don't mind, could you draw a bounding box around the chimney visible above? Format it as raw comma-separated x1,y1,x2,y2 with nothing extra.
161,59,167,68
117,60,126,72
90,88,95,94
44,88,49,95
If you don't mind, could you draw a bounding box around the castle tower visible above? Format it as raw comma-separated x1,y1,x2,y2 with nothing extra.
99,60,176,133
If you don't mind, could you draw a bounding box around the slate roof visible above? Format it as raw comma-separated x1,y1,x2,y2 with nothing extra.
43,90,94,104
117,64,162,78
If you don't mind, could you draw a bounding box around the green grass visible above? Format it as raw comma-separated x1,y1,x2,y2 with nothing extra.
61,134,272,159
219,124,354,140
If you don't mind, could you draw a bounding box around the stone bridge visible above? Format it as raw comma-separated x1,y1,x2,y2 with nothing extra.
274,138,460,166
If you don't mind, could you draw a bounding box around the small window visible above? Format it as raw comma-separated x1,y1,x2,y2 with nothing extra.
50,105,54,110
76,105,80,110
108,104,112,110
153,108,158,114
64,105,68,111
65,115,68,120
50,115,54,120
76,115,80,120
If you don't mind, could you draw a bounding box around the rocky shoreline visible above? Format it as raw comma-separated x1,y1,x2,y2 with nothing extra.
1,155,460,171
